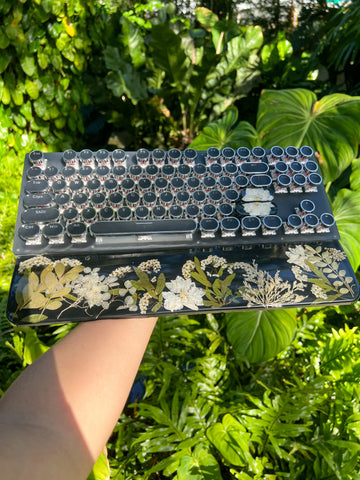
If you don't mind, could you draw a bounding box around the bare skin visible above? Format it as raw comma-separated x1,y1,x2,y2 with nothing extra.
0,316,157,480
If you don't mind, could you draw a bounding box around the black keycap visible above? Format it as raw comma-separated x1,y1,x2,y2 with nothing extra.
250,175,272,187
23,193,53,208
43,223,64,239
67,222,87,237
90,219,197,236
18,223,41,240
63,207,79,221
22,207,59,224
25,179,49,193
82,207,97,222
240,162,269,174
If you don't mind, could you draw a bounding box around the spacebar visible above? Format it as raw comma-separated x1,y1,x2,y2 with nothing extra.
90,219,197,236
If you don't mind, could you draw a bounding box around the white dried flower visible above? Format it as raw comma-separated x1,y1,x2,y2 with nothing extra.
110,266,133,278
69,268,118,309
311,284,327,300
326,248,346,262
138,259,161,274
182,260,196,279
163,276,204,312
243,201,272,216
18,256,53,273
242,188,274,202
285,245,311,271
139,292,152,314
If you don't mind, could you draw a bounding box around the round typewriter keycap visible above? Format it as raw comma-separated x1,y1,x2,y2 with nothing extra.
117,206,132,220
234,175,249,189
222,147,236,161
73,192,89,207
193,163,206,177
45,165,59,179
138,177,152,192
221,216,240,233
304,213,319,228
152,205,166,219
274,161,288,173
96,165,110,179
61,166,76,179
121,178,135,191
202,203,217,217
125,192,140,208
63,207,79,221
208,189,223,203
293,173,307,187
169,204,183,219
218,202,234,216
207,147,220,162
300,145,313,158
186,177,201,191
162,164,175,178
29,150,45,166
290,161,303,173
112,165,126,178
108,192,123,207
43,223,64,239
154,177,168,192
145,164,159,179
82,207,97,222
52,178,67,192
79,149,92,163
168,148,182,164
224,163,238,175
171,176,185,191
304,160,318,173
112,149,126,164
67,222,87,237
184,148,197,165
263,215,282,230
104,178,118,192
96,149,109,163
203,176,217,190
209,163,223,176
186,204,200,218
55,193,71,207
192,190,206,204
19,223,41,240
69,179,84,192
178,164,191,178
135,206,150,220
27,166,43,179
136,148,150,162
285,146,298,159
270,146,284,159
63,149,78,164
287,214,303,229
320,213,335,227
100,206,115,220
143,191,157,207
300,199,315,212
237,147,251,160
200,217,219,234
152,148,166,162
218,175,233,189
129,164,142,179
309,173,323,186
91,192,106,207
78,165,93,179
87,178,101,192
277,174,292,187
159,191,174,206
241,216,261,231
176,190,190,205
252,146,266,160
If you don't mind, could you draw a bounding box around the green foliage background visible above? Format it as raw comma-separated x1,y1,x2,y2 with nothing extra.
1,1,360,479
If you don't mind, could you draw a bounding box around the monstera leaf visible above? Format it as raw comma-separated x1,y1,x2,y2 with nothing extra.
190,106,260,150
225,309,297,363
332,188,360,271
257,89,360,184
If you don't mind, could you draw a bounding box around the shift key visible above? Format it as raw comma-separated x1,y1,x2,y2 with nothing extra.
22,207,60,224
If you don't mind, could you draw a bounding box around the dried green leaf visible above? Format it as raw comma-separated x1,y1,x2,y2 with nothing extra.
27,292,47,309
28,271,39,292
54,262,66,279
45,300,63,310
44,271,57,293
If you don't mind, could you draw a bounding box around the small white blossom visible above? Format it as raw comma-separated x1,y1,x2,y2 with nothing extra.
311,284,327,300
163,276,204,312
182,260,196,279
242,188,274,203
243,201,272,216
326,248,346,262
69,268,118,309
18,256,53,273
110,266,133,278
285,245,311,271
138,259,161,274
139,292,152,314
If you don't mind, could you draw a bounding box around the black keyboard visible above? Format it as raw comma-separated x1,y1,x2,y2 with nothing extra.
7,145,359,325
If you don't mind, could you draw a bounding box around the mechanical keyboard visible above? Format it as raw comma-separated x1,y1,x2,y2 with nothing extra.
7,145,359,325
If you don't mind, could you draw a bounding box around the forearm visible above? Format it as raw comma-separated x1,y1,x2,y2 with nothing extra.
0,316,157,480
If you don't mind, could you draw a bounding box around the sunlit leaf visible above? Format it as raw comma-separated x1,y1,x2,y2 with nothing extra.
225,309,297,363
257,89,360,184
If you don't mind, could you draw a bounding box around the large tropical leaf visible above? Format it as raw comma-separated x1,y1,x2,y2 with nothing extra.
190,106,260,150
257,89,360,184
225,309,297,363
331,188,360,271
